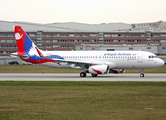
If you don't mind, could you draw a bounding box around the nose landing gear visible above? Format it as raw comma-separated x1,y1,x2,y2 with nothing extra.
140,69,144,77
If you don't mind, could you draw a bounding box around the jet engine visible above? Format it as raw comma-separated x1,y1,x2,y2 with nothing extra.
109,69,125,74
88,65,109,74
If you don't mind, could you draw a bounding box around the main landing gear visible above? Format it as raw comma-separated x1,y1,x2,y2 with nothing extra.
80,72,86,77
140,69,144,77
91,73,98,77
80,72,98,77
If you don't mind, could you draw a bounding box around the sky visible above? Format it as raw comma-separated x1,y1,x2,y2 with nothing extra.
1,0,166,24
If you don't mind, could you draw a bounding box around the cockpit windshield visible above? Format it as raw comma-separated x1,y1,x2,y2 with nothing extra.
148,55,158,58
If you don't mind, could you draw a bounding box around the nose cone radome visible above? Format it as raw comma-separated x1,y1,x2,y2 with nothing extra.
158,59,164,67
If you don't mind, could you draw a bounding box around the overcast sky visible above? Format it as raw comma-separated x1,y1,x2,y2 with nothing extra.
1,0,166,24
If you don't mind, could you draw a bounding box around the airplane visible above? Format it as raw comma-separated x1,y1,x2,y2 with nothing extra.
11,26,164,77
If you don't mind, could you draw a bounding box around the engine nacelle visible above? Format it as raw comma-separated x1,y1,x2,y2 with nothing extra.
88,65,109,74
109,69,125,74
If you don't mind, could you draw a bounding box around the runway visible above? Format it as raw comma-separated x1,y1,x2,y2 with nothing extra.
0,73,165,81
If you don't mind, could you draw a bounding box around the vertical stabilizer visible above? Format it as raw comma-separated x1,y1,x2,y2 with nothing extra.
14,26,39,56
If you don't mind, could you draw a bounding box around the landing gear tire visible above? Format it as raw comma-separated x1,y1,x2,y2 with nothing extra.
140,73,144,78
91,74,98,77
140,69,144,78
80,72,86,77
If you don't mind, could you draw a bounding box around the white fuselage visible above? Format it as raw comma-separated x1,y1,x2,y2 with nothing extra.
13,26,165,77
39,51,164,69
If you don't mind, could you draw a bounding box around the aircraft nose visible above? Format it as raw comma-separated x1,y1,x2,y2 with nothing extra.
158,59,164,67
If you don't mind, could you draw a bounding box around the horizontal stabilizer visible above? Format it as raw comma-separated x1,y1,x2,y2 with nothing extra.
10,53,29,59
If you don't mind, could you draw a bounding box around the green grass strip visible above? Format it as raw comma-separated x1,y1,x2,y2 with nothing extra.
0,81,166,120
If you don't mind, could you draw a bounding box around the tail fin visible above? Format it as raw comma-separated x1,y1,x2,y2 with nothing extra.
14,26,42,56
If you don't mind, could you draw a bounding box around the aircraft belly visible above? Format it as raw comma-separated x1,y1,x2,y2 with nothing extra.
115,60,143,69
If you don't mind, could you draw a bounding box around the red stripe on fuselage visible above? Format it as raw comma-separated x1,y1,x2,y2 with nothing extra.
18,57,64,67
57,63,61,66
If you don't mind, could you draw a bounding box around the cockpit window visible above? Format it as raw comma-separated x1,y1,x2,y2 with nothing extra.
148,55,158,58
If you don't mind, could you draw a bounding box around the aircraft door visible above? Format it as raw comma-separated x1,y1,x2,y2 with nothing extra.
137,52,143,63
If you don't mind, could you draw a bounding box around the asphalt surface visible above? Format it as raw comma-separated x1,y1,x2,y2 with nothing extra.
0,73,165,81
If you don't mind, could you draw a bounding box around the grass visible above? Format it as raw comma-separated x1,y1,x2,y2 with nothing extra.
0,65,166,73
0,65,82,73
0,65,165,119
0,81,166,120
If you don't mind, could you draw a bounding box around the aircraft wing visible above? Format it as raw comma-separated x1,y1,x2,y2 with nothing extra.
42,56,116,68
39,49,116,67
43,56,98,65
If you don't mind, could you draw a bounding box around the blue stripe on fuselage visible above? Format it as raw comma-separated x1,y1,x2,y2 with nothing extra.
28,55,64,60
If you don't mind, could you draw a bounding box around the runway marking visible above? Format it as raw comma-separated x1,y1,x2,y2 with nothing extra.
144,108,154,110
0,73,166,81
